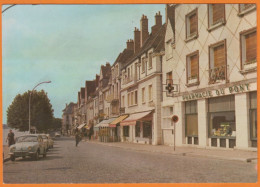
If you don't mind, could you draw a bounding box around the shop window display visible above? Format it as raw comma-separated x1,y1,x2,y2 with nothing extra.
143,121,152,138
135,122,141,137
208,95,236,138
123,126,129,137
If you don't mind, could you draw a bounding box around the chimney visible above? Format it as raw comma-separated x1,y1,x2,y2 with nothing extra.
155,11,162,26
140,14,149,47
166,4,175,25
134,27,140,53
106,62,110,67
152,11,162,35
126,39,134,50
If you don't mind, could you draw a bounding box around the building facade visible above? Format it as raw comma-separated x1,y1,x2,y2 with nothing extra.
162,4,257,150
120,12,165,145
62,102,77,135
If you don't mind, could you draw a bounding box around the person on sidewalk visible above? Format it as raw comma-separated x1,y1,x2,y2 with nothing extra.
6,129,15,147
75,128,81,147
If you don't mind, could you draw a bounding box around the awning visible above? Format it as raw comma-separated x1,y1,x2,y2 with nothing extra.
120,111,153,126
109,115,129,127
77,123,86,129
95,118,117,128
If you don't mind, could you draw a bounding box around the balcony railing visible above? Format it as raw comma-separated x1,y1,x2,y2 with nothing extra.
106,94,119,103
209,65,227,84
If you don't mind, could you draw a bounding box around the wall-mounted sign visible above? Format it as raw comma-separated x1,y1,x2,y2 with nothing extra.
182,83,250,101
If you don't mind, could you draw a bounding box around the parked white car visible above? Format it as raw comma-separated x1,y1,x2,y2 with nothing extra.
9,134,47,161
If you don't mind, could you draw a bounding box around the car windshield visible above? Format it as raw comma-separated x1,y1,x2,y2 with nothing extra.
16,136,38,143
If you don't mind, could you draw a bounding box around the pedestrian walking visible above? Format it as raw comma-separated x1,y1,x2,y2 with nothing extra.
6,129,15,147
75,128,81,147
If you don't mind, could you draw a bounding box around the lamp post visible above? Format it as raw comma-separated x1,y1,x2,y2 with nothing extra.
29,81,51,134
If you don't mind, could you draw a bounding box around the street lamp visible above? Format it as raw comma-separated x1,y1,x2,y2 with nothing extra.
29,81,51,134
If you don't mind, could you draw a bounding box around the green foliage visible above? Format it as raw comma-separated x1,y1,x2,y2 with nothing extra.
51,118,62,131
7,90,54,132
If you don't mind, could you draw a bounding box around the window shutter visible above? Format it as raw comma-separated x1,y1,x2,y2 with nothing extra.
214,44,225,67
189,13,197,35
245,31,256,62
190,54,198,77
212,4,224,24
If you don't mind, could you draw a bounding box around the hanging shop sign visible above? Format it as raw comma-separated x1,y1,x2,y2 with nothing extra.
182,83,250,101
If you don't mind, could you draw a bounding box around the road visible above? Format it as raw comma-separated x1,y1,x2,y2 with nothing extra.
3,137,257,183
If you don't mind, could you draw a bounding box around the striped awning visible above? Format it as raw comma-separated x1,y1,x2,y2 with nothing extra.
77,123,86,129
120,111,152,126
95,118,117,128
109,115,129,127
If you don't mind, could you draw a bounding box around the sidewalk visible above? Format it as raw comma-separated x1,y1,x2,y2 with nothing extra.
89,140,258,163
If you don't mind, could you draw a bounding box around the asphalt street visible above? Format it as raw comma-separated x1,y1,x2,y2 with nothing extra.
3,137,257,183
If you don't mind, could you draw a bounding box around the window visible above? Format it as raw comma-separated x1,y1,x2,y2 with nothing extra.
250,92,257,147
128,90,138,106
148,85,153,101
142,87,145,103
131,92,134,106
134,90,138,105
208,4,225,31
208,95,236,140
238,4,256,16
185,101,198,144
127,93,130,107
123,126,129,137
240,28,257,71
135,122,141,137
141,57,146,73
148,52,153,69
185,8,198,40
143,121,152,138
127,68,130,81
122,96,125,107
186,51,199,85
166,71,172,84
209,40,227,84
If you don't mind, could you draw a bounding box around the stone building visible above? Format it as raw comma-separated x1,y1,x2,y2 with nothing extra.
120,12,166,145
62,102,77,135
162,4,257,150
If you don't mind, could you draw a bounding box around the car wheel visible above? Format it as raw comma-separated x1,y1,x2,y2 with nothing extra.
10,155,15,161
34,151,39,161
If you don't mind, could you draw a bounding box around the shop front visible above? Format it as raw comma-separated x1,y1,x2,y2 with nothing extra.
109,115,129,142
208,95,236,148
179,82,257,150
95,118,116,142
120,111,153,144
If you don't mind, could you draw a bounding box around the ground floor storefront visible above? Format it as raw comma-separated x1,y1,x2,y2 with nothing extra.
162,81,257,150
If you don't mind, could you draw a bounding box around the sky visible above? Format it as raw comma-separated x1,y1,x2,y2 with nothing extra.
2,4,165,124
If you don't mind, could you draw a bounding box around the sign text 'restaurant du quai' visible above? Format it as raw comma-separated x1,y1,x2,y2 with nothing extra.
182,83,250,101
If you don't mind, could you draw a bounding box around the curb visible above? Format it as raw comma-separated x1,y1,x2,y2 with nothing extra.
88,141,257,163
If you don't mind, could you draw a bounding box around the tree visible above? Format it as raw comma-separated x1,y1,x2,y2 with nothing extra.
7,90,54,132
51,118,62,131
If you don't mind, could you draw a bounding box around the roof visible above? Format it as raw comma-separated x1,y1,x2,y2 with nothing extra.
113,49,134,68
123,23,166,69
63,102,76,115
